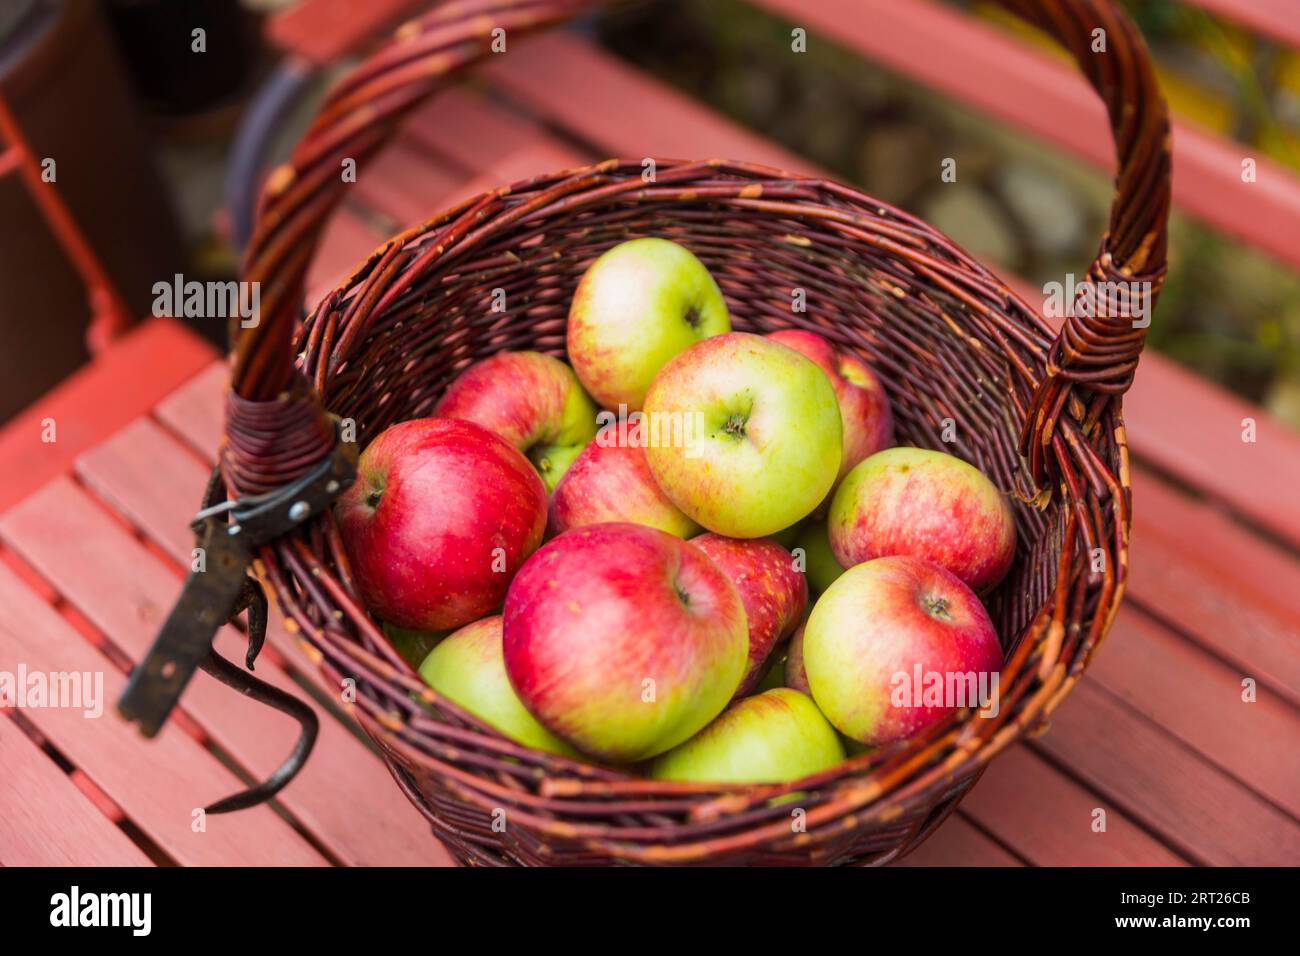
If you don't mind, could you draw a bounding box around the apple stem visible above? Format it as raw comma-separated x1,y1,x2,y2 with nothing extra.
923,595,952,621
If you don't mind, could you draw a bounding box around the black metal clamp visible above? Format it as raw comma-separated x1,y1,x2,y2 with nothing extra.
118,430,356,814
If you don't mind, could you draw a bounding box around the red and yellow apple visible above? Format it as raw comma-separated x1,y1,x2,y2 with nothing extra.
829,447,1016,591
336,418,547,631
802,554,1002,745
502,523,747,762
650,688,845,783
567,237,730,411
768,328,893,484
643,332,842,537
690,533,807,698
418,616,580,757
433,351,598,491
549,438,698,538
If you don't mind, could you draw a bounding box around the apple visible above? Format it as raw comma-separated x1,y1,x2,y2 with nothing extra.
433,351,598,491
793,521,844,593
768,329,893,485
783,623,810,695
336,418,547,631
829,447,1016,591
567,238,730,411
643,332,842,537
690,533,807,697
383,621,444,669
650,688,845,784
418,616,580,757
503,522,747,762
803,555,1002,746
549,438,698,538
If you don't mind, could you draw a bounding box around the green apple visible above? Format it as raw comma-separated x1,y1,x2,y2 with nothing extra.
794,521,844,593
417,616,580,758
643,332,842,537
567,238,730,410
650,688,845,784
383,621,445,668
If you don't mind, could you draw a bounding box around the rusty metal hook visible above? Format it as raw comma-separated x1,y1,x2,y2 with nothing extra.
198,643,319,815
119,446,352,813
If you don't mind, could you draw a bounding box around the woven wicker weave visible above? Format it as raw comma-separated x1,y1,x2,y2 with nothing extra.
219,0,1169,865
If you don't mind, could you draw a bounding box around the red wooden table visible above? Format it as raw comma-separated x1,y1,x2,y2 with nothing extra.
2,7,1299,867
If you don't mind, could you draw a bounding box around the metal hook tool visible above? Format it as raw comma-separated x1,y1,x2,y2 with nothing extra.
118,438,354,813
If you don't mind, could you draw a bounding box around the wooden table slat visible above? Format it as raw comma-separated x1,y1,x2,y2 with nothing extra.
0,562,328,866
894,815,1022,867
1090,606,1300,820
1033,680,1300,866
1,476,451,867
961,745,1188,866
0,714,154,867
1128,468,1300,705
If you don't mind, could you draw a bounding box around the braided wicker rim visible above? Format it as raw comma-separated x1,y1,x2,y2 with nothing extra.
225,0,1170,865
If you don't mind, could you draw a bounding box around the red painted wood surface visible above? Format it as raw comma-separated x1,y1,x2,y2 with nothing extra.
0,317,216,514
1127,469,1300,707
895,816,1022,866
267,0,426,65
0,714,153,866
1088,606,1300,820
961,746,1186,866
1,476,451,867
0,561,328,866
1038,680,1300,866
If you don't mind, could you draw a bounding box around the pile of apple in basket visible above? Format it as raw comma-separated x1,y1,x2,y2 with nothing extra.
339,238,1014,781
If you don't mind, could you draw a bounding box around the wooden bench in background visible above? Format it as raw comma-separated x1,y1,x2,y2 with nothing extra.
1,0,1298,866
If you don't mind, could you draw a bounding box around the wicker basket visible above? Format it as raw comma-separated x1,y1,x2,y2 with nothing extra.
209,0,1169,865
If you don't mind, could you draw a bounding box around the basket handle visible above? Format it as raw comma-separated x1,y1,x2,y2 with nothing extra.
226,0,1168,495
1000,0,1170,480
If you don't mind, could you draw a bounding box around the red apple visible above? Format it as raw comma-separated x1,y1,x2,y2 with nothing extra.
690,533,807,698
433,351,598,491
803,555,1002,745
336,418,547,631
549,438,698,538
768,329,893,484
829,447,1016,591
503,523,747,762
